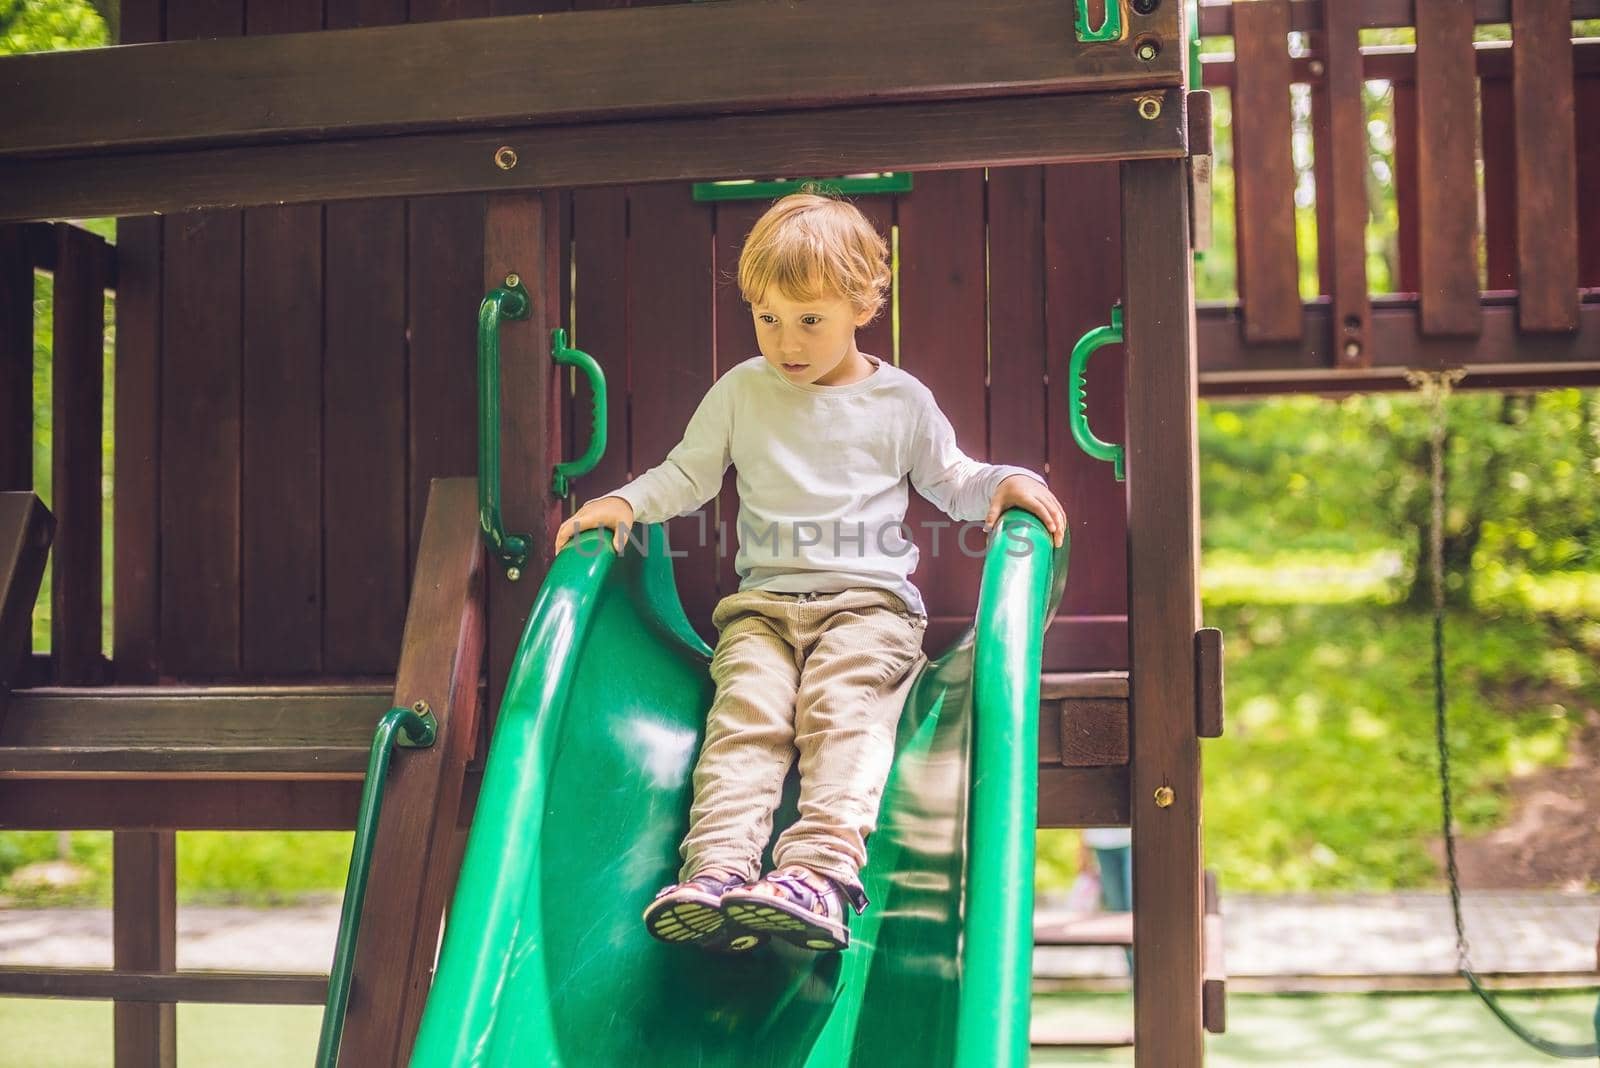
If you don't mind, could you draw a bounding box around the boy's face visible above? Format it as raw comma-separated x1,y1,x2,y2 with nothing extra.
751,289,873,387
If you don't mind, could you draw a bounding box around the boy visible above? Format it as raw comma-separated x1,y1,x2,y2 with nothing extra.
553,191,1066,952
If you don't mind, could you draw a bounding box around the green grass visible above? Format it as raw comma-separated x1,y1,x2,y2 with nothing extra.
4,992,1594,1066
1033,991,1600,1066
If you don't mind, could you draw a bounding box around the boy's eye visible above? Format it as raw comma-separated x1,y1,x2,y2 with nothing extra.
802,316,821,325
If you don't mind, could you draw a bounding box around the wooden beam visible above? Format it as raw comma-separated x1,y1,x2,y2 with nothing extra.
1320,0,1370,367
0,779,361,830
0,230,29,492
1196,295,1600,385
1122,157,1203,1068
0,88,1187,224
114,831,176,1068
1037,765,1130,828
1200,39,1600,90
342,478,486,1068
0,0,1181,160
0,967,327,1005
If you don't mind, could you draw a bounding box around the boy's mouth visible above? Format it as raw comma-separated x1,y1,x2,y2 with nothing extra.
781,362,808,372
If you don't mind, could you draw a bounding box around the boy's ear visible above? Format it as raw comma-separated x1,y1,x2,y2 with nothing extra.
853,306,873,327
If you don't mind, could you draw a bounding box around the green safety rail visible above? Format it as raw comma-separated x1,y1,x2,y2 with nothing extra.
1068,304,1126,481
692,173,912,202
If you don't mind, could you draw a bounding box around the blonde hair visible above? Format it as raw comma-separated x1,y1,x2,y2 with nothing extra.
736,189,891,323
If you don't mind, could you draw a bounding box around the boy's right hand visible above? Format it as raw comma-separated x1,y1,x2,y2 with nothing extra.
554,495,635,556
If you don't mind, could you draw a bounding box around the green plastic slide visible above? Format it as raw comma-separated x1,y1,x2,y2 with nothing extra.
408,509,1070,1066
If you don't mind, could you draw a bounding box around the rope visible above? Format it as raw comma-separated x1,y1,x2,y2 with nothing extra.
1405,369,1598,1061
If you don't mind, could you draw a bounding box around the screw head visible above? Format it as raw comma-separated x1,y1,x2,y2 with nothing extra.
1136,39,1160,62
506,566,522,582
1154,785,1176,808
1343,340,1362,361
412,699,431,716
1138,96,1163,121
494,146,518,171
505,273,521,289
1131,0,1159,13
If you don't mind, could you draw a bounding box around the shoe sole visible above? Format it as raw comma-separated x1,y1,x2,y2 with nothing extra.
643,894,764,953
722,895,849,952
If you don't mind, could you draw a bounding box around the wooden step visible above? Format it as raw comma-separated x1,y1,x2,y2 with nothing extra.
1035,910,1133,947
1038,671,1129,769
1030,1023,1135,1049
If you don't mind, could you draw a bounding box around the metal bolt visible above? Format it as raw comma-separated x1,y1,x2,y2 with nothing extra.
1131,0,1159,13
494,146,518,171
506,566,522,582
1136,39,1160,62
412,700,432,717
1138,96,1163,121
1154,785,1176,808
505,273,521,289
1343,340,1362,361
1309,60,1326,78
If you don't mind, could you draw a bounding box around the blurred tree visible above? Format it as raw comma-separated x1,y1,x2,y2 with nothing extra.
0,0,107,53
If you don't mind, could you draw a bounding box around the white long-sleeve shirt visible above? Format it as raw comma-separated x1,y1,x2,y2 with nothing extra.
608,353,1046,618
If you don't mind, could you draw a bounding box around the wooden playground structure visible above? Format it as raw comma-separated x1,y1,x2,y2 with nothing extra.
0,0,1595,1064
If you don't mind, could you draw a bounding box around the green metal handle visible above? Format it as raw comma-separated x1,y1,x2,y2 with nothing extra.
1068,303,1126,481
691,173,913,202
1075,0,1123,42
478,277,532,578
550,328,607,498
316,703,438,1068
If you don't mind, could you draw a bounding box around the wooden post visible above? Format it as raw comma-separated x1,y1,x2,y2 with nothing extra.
1121,157,1202,1068
0,227,29,492
483,191,565,724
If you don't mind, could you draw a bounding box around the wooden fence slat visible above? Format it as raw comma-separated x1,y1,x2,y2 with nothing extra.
51,225,107,685
1122,155,1202,1066
1415,3,1482,336
569,184,630,524
1,495,52,702
239,0,325,677
896,168,988,631
1512,0,1579,331
986,165,1049,492
0,228,28,492
1231,0,1302,343
625,180,720,638
1320,0,1371,366
159,0,244,682
113,832,177,1068
113,213,162,683
1579,76,1600,288
1043,162,1127,671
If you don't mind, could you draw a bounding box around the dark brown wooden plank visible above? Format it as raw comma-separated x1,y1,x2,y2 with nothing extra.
0,967,327,1004
1037,764,1129,828
52,226,107,684
1320,0,1370,366
1577,76,1600,288
1231,0,1301,343
0,779,361,831
0,686,390,747
1203,869,1227,1034
1043,162,1128,672
323,196,408,674
1040,671,1129,699
1415,2,1482,336
0,0,1183,160
0,228,28,491
1122,156,1202,1066
113,214,163,683
341,478,486,1067
1513,0,1579,331
625,181,720,638
1202,36,1600,90
113,831,176,1068
897,168,988,626
1196,295,1600,381
1034,910,1133,946
320,0,408,681
0,494,52,698
0,88,1187,224
239,0,325,677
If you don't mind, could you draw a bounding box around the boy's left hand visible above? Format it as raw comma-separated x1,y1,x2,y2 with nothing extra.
984,474,1068,548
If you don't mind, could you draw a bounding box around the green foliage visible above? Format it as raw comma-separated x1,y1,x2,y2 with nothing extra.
0,0,106,55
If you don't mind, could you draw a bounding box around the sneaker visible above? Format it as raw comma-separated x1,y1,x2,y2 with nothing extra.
720,866,850,952
642,869,765,954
